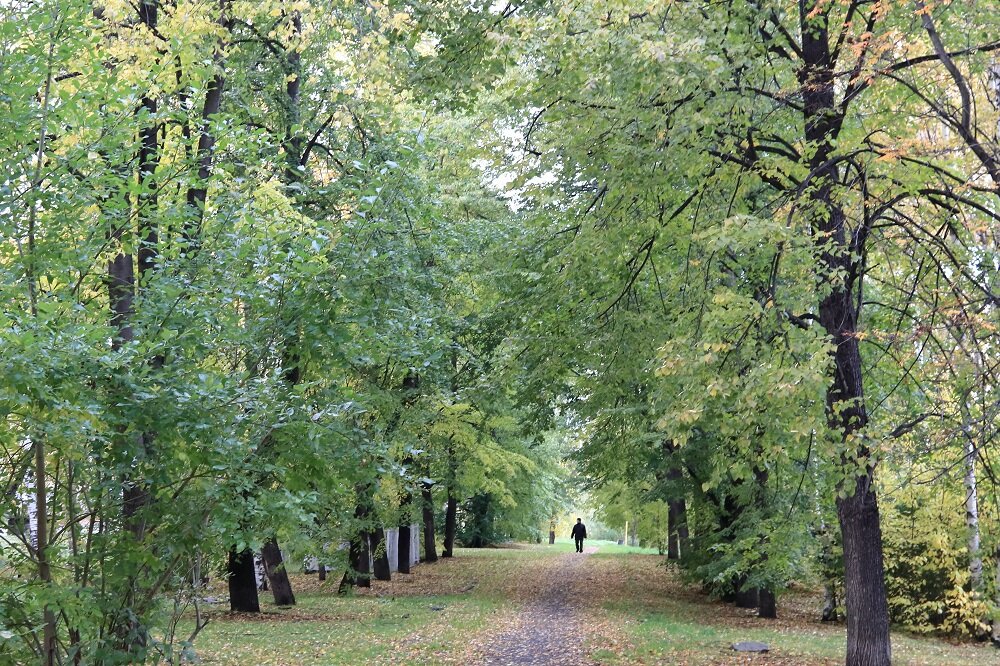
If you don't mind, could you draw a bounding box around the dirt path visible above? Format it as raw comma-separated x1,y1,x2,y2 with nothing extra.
465,546,603,666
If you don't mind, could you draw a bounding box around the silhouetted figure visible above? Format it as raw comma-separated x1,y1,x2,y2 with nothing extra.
571,518,587,553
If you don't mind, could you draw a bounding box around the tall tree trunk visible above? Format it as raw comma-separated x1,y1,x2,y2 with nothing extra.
442,437,458,558
734,581,758,609
961,412,983,593
667,496,687,560
261,537,296,606
228,547,260,613
183,2,227,242
993,543,1000,645
468,493,490,548
372,526,391,580
359,530,371,584
443,493,458,557
421,480,438,563
758,588,777,619
801,4,889,663
398,520,412,574
34,438,56,666
661,441,688,560
340,498,372,591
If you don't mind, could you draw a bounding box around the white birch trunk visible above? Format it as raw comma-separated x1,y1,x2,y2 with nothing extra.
963,431,983,592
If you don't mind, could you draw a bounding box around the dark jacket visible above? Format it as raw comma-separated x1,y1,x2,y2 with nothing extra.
571,523,587,540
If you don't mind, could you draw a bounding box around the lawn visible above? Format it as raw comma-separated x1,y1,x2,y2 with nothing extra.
585,555,999,666
177,545,1000,665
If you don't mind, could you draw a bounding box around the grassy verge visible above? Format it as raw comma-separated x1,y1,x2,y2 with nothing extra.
586,554,998,666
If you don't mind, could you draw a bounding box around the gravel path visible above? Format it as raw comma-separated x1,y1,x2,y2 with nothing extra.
468,546,600,666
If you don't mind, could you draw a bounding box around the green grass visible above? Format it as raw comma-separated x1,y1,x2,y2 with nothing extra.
589,552,999,666
181,592,495,665
607,600,998,665
174,546,1000,666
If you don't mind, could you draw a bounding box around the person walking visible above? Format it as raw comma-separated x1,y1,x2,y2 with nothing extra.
571,518,587,553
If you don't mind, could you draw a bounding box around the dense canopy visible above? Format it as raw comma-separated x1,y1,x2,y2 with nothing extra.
1,1,998,665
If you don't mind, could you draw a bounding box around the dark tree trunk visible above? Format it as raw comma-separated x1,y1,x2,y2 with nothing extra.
661,441,688,560
442,437,458,558
183,12,227,243
358,530,371,585
758,588,777,619
318,563,326,582
340,498,372,592
421,481,438,563
443,493,458,557
798,5,890,663
338,532,371,594
398,521,412,574
228,547,260,612
734,580,758,609
261,537,295,606
467,493,491,548
837,478,890,664
372,526,391,580
667,494,688,560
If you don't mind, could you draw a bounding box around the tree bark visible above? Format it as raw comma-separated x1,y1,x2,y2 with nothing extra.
228,547,260,612
993,543,1000,645
443,493,458,557
421,480,438,563
667,493,687,560
661,441,688,560
183,3,227,242
261,537,295,606
734,582,759,609
372,526,391,580
340,499,372,591
800,4,890,663
836,483,890,665
962,417,983,593
442,438,458,558
398,518,412,574
758,588,777,619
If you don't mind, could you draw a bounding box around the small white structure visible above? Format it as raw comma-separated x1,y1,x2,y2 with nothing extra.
386,528,399,571
384,525,420,572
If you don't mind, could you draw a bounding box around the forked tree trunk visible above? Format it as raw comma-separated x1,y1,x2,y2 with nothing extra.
338,531,371,594
340,498,372,592
228,547,260,612
261,537,296,606
372,526,391,580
